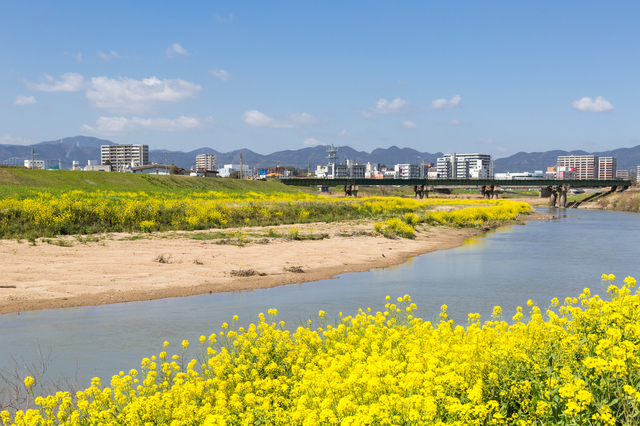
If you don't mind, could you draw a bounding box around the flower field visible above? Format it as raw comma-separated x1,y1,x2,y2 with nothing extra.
0,186,531,239
3,275,640,425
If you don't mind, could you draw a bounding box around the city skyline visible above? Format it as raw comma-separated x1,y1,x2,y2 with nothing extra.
2,1,639,158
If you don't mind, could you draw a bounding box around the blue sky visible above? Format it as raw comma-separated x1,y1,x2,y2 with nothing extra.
2,1,638,157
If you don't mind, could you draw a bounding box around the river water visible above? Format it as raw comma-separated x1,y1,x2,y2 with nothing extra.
1,207,639,383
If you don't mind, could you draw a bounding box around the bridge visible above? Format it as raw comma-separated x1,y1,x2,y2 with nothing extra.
279,178,631,208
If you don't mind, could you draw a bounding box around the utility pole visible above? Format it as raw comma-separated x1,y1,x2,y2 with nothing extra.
165,152,168,175
59,158,61,170
239,153,243,180
31,149,34,169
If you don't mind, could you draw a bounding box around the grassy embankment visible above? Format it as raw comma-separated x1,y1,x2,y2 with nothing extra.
567,188,640,212
0,169,532,240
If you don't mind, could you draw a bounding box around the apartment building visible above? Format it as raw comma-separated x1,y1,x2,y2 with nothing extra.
394,163,420,178
436,153,492,178
101,144,149,170
598,157,616,179
196,154,217,171
557,155,616,179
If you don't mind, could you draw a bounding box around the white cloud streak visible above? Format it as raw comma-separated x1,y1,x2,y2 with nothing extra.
64,52,84,62
166,43,188,58
241,110,318,128
360,110,375,119
303,138,323,146
401,120,417,129
571,96,614,112
15,95,36,105
478,138,495,144
82,116,213,134
86,76,202,113
215,13,235,22
288,112,318,125
209,69,230,81
431,95,461,109
1,135,33,145
337,129,355,138
98,50,121,60
444,119,463,126
24,73,85,92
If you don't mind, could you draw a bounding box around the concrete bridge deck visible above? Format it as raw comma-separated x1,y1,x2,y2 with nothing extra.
280,177,631,188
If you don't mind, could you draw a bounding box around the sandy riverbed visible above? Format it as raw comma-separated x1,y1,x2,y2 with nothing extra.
0,206,555,316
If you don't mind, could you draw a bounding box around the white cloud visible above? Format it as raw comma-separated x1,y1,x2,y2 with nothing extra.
241,110,317,128
82,116,213,134
478,138,495,144
444,119,463,126
337,129,355,138
431,94,462,109
1,135,33,145
86,76,202,113
215,13,235,22
303,138,323,146
241,110,293,128
15,95,36,105
288,112,318,125
360,110,375,119
166,43,188,58
209,69,230,81
401,120,417,129
571,96,614,112
24,72,85,92
98,50,121,61
64,52,84,62
374,97,409,114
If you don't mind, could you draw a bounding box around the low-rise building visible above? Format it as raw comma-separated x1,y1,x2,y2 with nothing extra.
130,163,169,175
24,159,45,170
218,164,253,178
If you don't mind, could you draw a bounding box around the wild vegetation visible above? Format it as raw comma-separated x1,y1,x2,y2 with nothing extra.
3,274,639,425
0,169,531,240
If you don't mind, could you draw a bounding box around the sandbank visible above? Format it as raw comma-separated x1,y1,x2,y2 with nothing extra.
0,207,554,316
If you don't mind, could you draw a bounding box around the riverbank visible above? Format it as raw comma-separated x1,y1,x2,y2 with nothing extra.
574,188,640,212
0,209,552,315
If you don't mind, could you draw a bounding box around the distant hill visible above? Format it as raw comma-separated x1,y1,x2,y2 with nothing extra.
2,135,639,172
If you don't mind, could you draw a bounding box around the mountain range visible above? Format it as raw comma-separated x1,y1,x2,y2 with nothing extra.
1,135,639,173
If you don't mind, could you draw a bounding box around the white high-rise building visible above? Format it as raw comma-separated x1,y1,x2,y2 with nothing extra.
196,154,217,171
101,144,149,170
436,153,492,178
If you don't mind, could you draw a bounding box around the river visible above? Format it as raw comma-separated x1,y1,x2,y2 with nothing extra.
1,207,639,383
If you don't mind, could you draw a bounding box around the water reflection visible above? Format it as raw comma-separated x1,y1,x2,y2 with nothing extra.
1,207,639,382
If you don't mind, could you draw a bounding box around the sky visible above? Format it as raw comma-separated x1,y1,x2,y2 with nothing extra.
1,1,639,158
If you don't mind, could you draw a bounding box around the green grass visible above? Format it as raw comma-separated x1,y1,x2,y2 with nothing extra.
0,169,304,196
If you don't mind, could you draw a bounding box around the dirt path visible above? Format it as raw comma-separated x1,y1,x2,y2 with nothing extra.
0,211,555,316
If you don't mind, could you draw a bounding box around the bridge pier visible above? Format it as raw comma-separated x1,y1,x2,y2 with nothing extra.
344,184,358,197
480,185,496,200
539,186,552,198
549,188,557,207
413,185,429,199
492,186,500,199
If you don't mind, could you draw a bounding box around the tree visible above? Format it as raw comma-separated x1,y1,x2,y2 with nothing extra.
229,171,241,179
169,163,183,175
